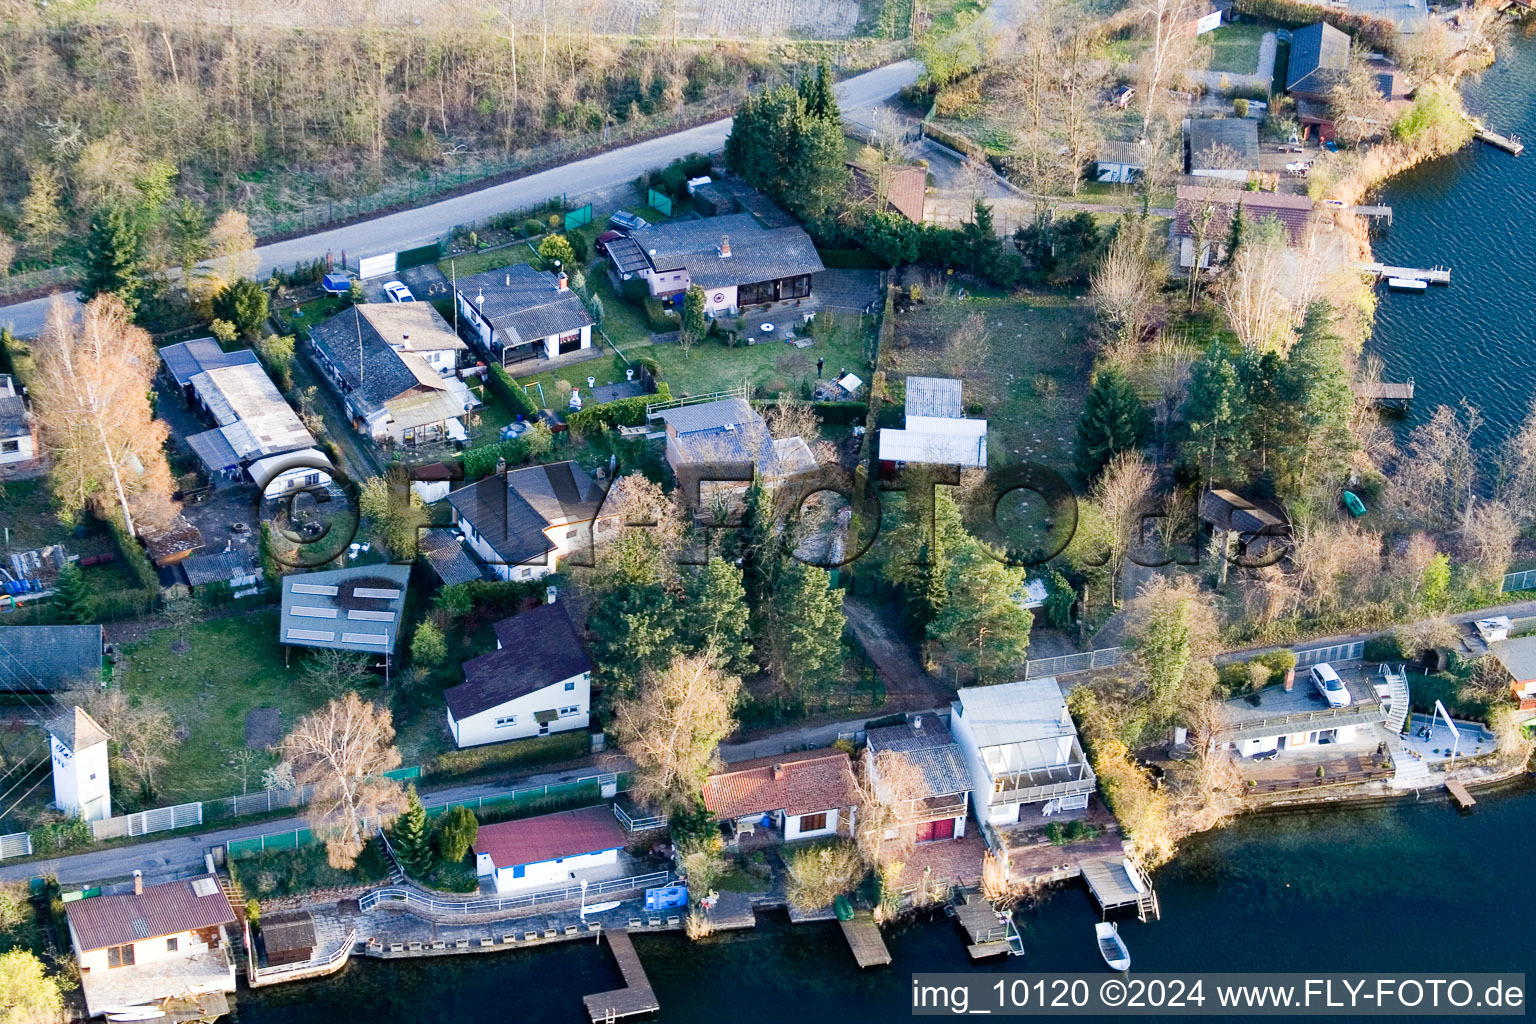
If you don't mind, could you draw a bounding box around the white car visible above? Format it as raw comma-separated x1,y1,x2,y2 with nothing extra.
1310,663,1350,708
383,281,415,303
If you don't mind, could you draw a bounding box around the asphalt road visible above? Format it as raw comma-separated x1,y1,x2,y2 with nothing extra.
0,61,920,340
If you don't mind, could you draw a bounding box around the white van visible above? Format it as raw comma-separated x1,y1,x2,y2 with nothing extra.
1310,662,1350,708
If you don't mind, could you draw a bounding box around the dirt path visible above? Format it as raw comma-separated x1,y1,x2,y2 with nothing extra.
842,596,956,709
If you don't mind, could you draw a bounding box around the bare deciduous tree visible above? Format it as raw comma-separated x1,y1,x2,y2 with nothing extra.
944,312,991,379
1091,228,1158,358
1133,0,1199,132
301,647,374,697
1495,395,1536,525
201,209,259,294
282,692,406,869
1215,220,1296,353
1092,451,1156,607
610,647,740,816
1460,501,1518,593
1394,402,1481,530
80,690,180,801
33,295,179,534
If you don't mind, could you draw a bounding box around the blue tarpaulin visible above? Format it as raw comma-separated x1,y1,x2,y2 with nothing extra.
322,273,351,295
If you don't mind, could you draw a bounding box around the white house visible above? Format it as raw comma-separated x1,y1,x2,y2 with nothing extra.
1212,673,1388,758
878,376,988,468
444,601,591,748
446,461,618,582
247,448,334,499
473,805,627,894
66,872,238,1017
454,264,594,370
0,375,36,470
702,748,859,842
948,678,1097,827
1094,141,1148,185
48,706,112,823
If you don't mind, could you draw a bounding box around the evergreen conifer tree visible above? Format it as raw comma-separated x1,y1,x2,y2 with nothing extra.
79,203,146,313
1075,365,1150,481
682,557,754,674
390,786,434,878
53,563,93,625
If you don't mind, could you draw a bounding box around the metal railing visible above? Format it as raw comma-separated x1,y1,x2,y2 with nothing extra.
1503,568,1536,593
1292,641,1366,668
1023,648,1122,679
646,383,752,418
250,928,357,981
358,870,672,916
612,804,668,833
0,831,32,860
0,264,77,299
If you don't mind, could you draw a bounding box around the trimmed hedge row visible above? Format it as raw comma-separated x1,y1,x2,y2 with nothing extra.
461,436,532,479
487,363,539,420
430,729,590,780
566,382,672,431
1232,0,1399,53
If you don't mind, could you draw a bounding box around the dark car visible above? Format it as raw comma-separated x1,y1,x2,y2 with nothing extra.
594,230,624,255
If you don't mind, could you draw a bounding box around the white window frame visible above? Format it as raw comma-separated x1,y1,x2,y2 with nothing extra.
496,715,517,728
559,705,580,717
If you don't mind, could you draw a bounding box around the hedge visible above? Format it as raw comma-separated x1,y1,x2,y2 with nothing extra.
430,729,590,780
809,400,868,425
642,296,678,332
566,382,672,431
460,435,532,479
1232,0,1399,54
487,363,539,419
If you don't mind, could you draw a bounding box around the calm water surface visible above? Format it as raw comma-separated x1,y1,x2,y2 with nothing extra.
235,780,1536,1022
1364,29,1536,450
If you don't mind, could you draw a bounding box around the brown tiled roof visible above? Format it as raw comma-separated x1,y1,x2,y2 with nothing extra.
259,910,316,955
846,163,927,223
67,875,236,952
472,805,626,869
1172,185,1314,247
702,748,858,820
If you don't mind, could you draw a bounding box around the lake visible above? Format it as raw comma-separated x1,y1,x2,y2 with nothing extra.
233,779,1536,1022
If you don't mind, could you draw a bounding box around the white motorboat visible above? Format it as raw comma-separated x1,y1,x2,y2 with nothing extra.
1096,922,1131,972
103,1009,166,1022
1387,277,1428,292
582,900,622,915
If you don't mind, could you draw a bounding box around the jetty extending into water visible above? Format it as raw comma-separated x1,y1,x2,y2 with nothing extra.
1356,262,1451,285
839,909,892,968
584,928,660,1022
1446,779,1477,811
1352,379,1414,410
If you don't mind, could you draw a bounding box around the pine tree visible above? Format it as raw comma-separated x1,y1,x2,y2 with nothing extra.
436,805,478,863
588,583,680,711
1183,341,1243,483
682,557,754,675
927,540,1033,685
1075,365,1149,481
390,786,434,878
1222,197,1245,267
167,198,210,289
1275,302,1357,494
770,559,844,707
79,204,146,313
212,278,270,339
53,563,93,625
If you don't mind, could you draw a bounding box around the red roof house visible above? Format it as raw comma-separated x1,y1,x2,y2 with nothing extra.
472,805,630,894
1172,185,1315,269
702,748,859,841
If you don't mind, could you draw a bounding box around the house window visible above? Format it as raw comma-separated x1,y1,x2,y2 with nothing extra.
496,716,517,728
557,331,583,355
564,681,575,691
166,937,179,952
107,944,135,968
559,706,579,717
0,440,18,454
798,812,828,833
512,864,525,879
566,529,578,538
517,568,531,580
782,274,811,299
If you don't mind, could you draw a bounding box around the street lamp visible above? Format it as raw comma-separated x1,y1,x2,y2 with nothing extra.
579,878,589,919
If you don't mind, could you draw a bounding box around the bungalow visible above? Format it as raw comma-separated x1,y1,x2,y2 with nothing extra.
702,748,859,842
604,212,825,316
256,910,316,969
1198,488,1289,569
66,872,238,1017
446,460,617,582
655,397,814,503
278,563,410,659
178,549,262,597
1184,118,1259,182
1286,23,1407,141
846,161,928,223
444,601,592,748
473,804,628,894
0,624,103,691
948,678,1097,827
1491,636,1536,710
0,375,36,472
307,304,478,447
1171,185,1315,269
1209,671,1388,758
454,264,594,370
864,712,971,844
1095,140,1148,185
878,376,988,469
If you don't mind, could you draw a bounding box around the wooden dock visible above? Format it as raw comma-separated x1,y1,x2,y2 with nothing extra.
953,897,1013,960
584,929,660,1022
1352,379,1414,407
1473,127,1523,155
1356,262,1451,284
1446,779,1477,811
839,910,892,968
1348,204,1393,226
1081,859,1160,922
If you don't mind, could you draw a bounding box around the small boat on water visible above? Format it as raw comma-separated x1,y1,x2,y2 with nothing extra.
583,900,622,915
1096,922,1131,972
103,1009,166,1022
1122,858,1147,894
1387,277,1429,292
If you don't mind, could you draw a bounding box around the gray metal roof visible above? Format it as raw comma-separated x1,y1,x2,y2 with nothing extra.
160,337,260,388
1493,635,1536,684
628,213,824,292
605,235,653,276
0,394,27,438
307,305,461,418
904,376,963,419
1097,140,1149,167
953,678,1075,750
421,527,492,586
1186,118,1260,171
188,363,314,458
0,625,103,691
279,563,411,654
659,398,776,466
446,461,606,567
454,264,593,348
185,427,241,473
182,549,257,587
444,602,592,719
1286,22,1351,95
866,714,973,798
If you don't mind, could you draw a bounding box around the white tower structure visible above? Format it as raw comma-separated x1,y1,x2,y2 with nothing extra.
48,706,112,822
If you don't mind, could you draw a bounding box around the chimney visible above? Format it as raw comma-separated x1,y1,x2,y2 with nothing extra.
133,870,143,896
557,271,569,292
718,235,731,258
1283,667,1296,692
912,714,923,732
496,457,507,478
772,763,785,780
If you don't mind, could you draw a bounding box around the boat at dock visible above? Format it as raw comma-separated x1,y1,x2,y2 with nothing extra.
1096,922,1131,972
1387,277,1428,292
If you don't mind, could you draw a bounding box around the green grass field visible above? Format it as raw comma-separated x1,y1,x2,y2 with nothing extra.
1204,22,1268,75
437,242,543,280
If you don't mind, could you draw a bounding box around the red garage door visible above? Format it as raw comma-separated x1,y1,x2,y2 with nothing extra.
916,817,956,842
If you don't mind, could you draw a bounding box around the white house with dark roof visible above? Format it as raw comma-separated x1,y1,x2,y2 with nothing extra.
879,376,988,468
0,375,36,471
307,303,478,446
454,264,594,370
48,706,112,822
605,212,825,316
279,563,410,658
445,461,617,582
0,624,103,691
444,601,592,748
66,872,238,1016
949,678,1097,826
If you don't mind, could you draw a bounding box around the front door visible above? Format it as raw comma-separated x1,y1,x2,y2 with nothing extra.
928,817,955,841
915,820,935,842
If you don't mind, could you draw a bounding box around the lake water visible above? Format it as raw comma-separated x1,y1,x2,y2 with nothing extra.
1364,29,1536,451
233,779,1536,1022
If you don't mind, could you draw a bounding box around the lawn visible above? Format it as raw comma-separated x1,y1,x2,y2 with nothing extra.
0,479,75,552
120,608,335,804
1203,21,1268,75
437,242,543,280
639,309,875,399
880,292,1093,476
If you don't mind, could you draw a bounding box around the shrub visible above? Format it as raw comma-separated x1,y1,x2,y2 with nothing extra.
485,363,539,419
642,296,678,332
460,436,531,479
429,728,588,778
784,841,863,914
30,815,92,853
805,400,867,425
566,382,672,431
411,620,447,667
1363,634,1404,663
436,806,479,863
520,219,544,238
